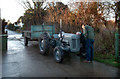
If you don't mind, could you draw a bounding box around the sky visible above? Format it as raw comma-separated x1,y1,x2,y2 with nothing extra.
0,0,69,23
0,0,26,23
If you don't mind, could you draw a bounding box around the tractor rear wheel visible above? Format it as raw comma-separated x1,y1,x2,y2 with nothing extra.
80,47,86,58
39,33,50,55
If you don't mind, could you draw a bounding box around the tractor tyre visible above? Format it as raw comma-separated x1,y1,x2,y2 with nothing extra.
80,47,86,58
54,46,64,63
39,33,50,55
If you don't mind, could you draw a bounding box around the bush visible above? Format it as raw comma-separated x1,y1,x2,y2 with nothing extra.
94,25,117,55
7,24,19,31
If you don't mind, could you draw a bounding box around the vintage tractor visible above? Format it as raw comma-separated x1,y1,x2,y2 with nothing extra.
23,19,86,63
38,19,86,63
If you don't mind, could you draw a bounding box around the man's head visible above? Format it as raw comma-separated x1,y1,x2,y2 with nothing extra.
81,23,85,29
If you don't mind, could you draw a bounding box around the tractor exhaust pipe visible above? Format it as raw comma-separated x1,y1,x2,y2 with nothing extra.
60,19,62,40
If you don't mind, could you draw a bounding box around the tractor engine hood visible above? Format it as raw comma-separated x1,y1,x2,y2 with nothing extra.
59,32,81,52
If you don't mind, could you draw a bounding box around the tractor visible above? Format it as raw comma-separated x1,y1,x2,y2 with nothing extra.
38,19,86,63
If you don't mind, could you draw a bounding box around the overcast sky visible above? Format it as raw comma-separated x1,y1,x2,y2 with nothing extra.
0,0,70,23
0,0,25,23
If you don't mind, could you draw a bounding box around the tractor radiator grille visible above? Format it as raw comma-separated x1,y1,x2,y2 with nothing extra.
72,39,76,48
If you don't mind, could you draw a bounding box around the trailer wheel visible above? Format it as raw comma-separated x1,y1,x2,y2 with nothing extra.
39,33,50,55
24,37,28,46
54,46,64,63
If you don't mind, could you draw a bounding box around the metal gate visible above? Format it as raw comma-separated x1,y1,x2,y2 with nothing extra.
115,33,120,62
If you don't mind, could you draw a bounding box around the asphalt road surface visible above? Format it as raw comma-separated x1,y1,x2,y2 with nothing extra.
2,29,120,77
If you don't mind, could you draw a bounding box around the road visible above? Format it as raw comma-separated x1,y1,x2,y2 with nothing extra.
2,29,120,77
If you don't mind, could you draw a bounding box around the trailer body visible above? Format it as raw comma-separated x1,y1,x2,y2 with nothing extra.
23,25,55,40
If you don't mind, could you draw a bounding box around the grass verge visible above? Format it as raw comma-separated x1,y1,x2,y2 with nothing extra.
94,53,120,68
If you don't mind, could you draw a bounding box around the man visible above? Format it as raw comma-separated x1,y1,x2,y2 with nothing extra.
82,23,94,63
2,19,7,34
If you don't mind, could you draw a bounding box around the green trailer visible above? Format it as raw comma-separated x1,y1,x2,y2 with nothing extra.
23,25,55,46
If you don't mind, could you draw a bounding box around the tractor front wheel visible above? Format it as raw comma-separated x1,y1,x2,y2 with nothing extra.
54,46,64,63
